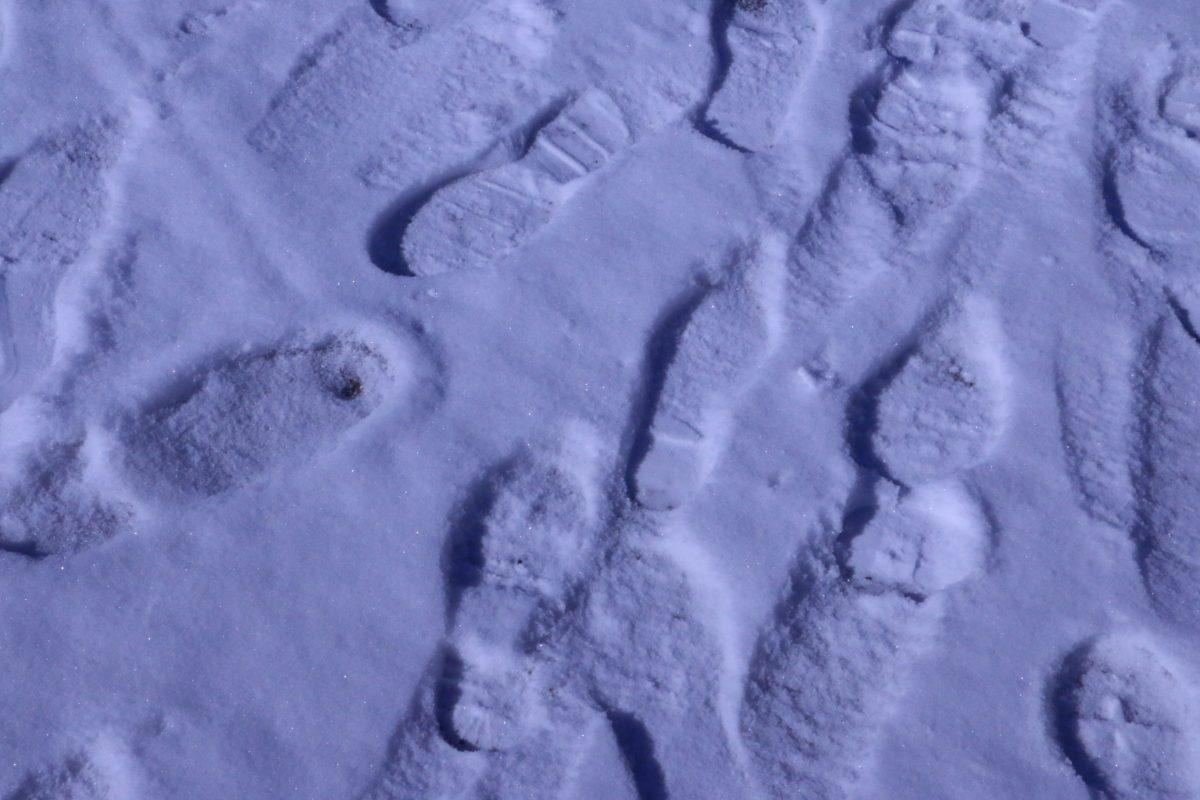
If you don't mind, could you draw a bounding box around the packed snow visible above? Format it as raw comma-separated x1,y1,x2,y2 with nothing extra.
1,0,1199,798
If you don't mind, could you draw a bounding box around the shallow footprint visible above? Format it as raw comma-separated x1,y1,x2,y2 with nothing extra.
859,58,987,229
988,0,1110,169
872,295,1010,486
0,436,132,558
401,89,631,276
631,233,786,511
120,333,406,498
703,0,820,152
1105,50,1200,259
1134,307,1200,630
1054,633,1200,800
248,3,553,173
0,114,132,403
1055,322,1135,530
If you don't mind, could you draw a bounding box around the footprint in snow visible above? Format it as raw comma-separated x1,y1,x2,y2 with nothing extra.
702,0,822,153
119,333,409,498
247,2,555,174
741,480,990,800
440,424,602,753
0,327,430,558
0,113,136,410
1052,633,1200,800
1131,306,1200,632
871,295,1010,487
399,89,632,277
1101,47,1200,262
631,231,786,511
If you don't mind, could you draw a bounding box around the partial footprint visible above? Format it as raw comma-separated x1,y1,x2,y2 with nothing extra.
248,9,425,165
7,735,141,800
843,480,989,601
572,519,748,800
1102,49,1200,259
872,296,1010,486
742,481,988,800
1162,56,1200,139
0,435,132,558
1133,306,1200,630
443,424,601,751
370,0,483,30
1053,633,1200,800
249,4,554,174
1055,323,1135,530
702,0,821,152
0,114,134,404
120,333,409,498
631,232,785,511
858,56,987,228
363,654,485,800
988,0,1109,169
786,4,986,324
400,90,631,276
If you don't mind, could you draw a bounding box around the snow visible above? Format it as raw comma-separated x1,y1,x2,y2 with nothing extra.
1,0,1200,798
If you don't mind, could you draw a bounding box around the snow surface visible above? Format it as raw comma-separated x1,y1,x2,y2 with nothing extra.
1,0,1200,798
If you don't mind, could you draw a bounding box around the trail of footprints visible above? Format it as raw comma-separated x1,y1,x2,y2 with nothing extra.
5,0,1200,798
357,1,1138,798
368,429,745,800
363,1,1200,794
1053,25,1200,800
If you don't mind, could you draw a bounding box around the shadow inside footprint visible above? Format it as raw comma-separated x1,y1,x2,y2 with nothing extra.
622,284,711,505
1046,641,1111,796
367,174,468,276
366,95,572,277
433,646,479,753
0,157,16,188
695,0,751,153
605,708,669,800
439,464,510,621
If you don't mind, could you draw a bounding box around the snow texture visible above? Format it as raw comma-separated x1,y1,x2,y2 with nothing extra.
2,0,1200,798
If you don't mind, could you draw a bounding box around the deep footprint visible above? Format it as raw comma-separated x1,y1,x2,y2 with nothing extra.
444,425,602,751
